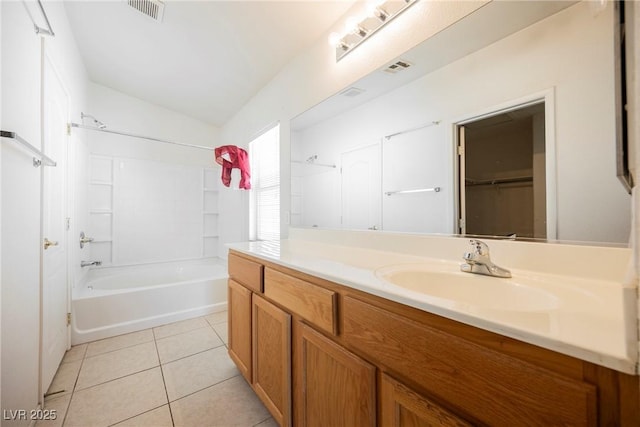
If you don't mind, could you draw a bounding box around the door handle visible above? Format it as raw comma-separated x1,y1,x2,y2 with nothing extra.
44,238,59,250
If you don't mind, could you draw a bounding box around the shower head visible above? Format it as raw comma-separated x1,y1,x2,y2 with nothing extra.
81,112,107,130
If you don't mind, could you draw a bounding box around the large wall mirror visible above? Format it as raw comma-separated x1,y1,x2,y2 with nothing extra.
290,0,632,246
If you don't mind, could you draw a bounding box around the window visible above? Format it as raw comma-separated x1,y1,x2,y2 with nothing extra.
249,124,280,241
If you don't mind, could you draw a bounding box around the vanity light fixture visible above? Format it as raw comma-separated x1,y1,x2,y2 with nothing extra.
329,0,418,61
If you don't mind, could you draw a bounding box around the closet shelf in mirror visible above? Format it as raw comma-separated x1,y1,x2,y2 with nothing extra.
203,188,219,192
89,209,112,214
465,176,533,186
203,212,219,215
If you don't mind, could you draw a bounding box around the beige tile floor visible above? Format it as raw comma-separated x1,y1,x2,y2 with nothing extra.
38,312,277,427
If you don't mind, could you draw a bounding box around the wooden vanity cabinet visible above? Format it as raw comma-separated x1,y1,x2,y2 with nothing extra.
227,279,252,382
228,253,293,427
228,253,264,383
227,250,640,427
296,322,376,427
253,294,292,427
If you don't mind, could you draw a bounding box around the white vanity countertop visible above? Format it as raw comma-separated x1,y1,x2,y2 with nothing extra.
228,236,638,375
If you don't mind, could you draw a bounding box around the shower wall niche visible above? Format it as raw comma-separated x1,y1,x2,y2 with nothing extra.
88,155,220,266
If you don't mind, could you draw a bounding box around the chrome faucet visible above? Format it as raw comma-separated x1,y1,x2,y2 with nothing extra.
460,239,511,278
81,260,102,268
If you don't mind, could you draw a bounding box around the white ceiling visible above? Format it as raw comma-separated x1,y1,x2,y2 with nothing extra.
64,0,356,127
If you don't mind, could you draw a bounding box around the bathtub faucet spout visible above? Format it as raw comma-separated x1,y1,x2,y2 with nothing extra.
81,260,102,268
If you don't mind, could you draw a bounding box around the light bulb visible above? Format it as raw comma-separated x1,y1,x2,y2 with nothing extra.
344,16,360,34
328,32,342,47
366,0,387,18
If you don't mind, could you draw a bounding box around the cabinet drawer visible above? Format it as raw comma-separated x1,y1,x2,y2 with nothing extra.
343,296,597,426
228,253,264,293
264,268,337,335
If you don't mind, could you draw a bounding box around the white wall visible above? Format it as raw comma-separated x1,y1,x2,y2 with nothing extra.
87,83,220,166
292,1,630,244
86,84,223,264
1,1,88,422
219,0,488,241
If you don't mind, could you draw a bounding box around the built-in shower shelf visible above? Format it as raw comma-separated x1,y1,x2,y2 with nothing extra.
90,180,113,186
89,209,113,214
202,168,219,258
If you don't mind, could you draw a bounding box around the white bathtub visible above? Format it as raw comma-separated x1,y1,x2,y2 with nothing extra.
72,258,228,344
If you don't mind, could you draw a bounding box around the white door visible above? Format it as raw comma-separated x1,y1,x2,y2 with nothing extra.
41,54,70,392
382,125,449,233
341,144,381,230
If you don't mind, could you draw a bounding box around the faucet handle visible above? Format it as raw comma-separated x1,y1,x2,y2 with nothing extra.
468,239,489,255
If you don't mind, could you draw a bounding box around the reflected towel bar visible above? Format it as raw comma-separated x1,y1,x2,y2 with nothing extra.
385,187,441,196
291,160,336,169
384,120,441,140
0,130,57,167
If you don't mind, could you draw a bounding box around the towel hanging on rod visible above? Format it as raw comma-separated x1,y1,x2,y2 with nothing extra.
214,145,251,190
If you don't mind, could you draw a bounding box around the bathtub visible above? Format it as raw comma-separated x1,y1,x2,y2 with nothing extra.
72,258,228,344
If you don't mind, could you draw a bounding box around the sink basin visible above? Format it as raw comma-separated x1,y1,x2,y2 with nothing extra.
375,264,559,312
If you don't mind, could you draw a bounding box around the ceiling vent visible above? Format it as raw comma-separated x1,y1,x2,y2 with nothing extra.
383,60,413,74
340,87,365,98
127,0,165,22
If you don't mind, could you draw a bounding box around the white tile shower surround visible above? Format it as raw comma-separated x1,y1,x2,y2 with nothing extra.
38,312,276,427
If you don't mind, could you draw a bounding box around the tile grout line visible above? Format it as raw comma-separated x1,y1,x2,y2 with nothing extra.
253,415,274,427
153,326,177,427
59,344,88,427
160,343,227,367
105,404,169,427
52,314,229,427
153,317,217,341
73,340,161,393
83,336,155,360
167,373,241,405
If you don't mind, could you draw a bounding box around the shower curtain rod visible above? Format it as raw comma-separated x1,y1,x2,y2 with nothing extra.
69,123,214,151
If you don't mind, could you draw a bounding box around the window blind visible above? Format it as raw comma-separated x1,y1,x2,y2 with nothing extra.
250,125,280,241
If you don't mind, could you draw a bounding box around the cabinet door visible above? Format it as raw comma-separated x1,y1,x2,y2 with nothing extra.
297,322,376,427
228,279,252,382
381,373,472,427
253,294,292,427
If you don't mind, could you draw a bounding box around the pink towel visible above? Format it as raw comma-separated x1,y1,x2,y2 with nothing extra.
214,145,251,190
